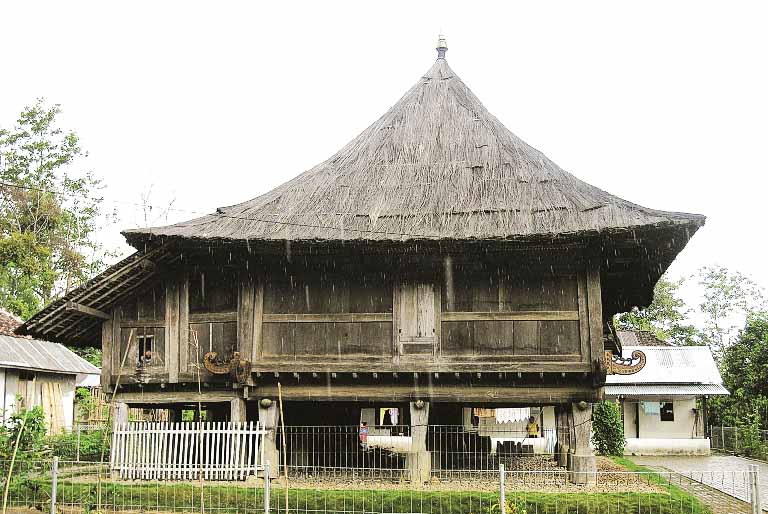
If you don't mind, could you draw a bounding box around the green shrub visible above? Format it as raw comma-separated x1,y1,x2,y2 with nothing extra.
0,406,48,460
735,409,768,460
591,400,625,456
47,429,110,461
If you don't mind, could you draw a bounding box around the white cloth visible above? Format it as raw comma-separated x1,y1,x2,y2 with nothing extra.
495,407,530,424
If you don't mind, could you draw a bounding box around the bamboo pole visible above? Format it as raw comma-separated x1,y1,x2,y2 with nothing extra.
278,382,288,513
97,328,134,512
192,329,205,514
1,377,36,514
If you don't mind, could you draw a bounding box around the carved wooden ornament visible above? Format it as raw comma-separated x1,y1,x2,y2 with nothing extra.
203,351,252,383
604,350,646,375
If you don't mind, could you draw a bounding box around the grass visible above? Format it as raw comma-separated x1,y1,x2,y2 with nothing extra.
3,460,712,514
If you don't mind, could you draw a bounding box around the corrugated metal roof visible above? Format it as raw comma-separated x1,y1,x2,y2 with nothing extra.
0,334,100,375
605,384,729,397
606,345,725,386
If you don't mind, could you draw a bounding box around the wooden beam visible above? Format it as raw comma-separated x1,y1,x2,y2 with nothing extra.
441,310,579,322
116,390,240,404
251,359,591,374
65,302,110,320
189,312,237,323
263,313,393,323
255,383,603,403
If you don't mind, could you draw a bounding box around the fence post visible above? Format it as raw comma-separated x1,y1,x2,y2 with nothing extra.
264,461,270,514
76,426,81,462
50,456,59,514
499,463,506,514
735,426,739,451
750,464,761,514
722,425,725,450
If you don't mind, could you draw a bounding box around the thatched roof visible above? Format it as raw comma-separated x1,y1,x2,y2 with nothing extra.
123,45,704,247
18,40,705,348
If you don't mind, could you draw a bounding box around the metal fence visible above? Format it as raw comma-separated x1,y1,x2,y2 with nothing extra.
282,424,558,479
46,424,111,462
711,425,768,454
1,458,762,514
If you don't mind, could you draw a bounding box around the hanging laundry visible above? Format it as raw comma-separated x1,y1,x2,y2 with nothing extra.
474,408,496,418
496,408,531,424
389,408,399,425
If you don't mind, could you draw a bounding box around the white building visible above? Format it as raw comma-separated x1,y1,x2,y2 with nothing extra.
605,333,729,456
0,309,100,433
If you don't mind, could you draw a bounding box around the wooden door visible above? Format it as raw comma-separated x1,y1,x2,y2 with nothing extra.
397,282,437,356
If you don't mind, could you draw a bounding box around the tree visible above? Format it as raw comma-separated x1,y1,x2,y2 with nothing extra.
0,99,112,319
614,275,698,345
696,265,765,355
710,311,768,427
591,401,625,456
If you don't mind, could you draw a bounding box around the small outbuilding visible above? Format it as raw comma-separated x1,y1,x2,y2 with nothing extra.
604,332,728,455
0,309,100,433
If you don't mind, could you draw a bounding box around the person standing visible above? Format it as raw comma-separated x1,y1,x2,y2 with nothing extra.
359,421,369,449
526,416,539,438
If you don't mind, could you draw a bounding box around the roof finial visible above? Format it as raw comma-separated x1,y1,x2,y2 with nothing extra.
436,34,448,59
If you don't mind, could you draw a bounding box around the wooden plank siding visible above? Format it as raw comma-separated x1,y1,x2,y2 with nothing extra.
104,260,606,384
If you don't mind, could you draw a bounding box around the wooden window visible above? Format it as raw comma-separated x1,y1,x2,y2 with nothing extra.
660,402,674,422
397,281,437,355
120,327,166,370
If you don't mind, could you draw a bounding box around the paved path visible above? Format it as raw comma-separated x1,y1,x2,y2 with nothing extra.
633,455,767,512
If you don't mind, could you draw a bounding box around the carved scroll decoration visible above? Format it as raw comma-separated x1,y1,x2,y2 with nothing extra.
203,351,252,383
604,350,646,375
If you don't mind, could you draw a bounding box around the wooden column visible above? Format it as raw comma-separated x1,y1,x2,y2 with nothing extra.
238,277,255,376
113,402,128,430
101,319,113,391
258,399,280,478
166,279,180,383
408,401,431,483
586,267,605,381
555,405,569,468
179,274,190,376
568,402,596,484
231,398,247,423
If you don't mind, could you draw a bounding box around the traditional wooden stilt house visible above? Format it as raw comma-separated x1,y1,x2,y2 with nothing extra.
19,37,704,482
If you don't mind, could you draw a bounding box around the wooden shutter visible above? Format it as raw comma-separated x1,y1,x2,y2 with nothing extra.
398,282,437,355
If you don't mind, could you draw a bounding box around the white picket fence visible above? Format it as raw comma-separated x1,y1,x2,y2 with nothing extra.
111,421,266,480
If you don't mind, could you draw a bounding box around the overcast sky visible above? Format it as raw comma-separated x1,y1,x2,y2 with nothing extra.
2,1,767,314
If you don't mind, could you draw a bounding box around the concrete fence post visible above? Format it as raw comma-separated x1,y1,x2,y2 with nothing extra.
722,425,725,450
750,464,761,514
499,463,506,514
264,461,271,514
50,456,59,514
735,426,739,451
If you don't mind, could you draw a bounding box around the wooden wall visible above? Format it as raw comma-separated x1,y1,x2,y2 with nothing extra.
441,264,581,358
261,271,393,358
102,255,604,384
